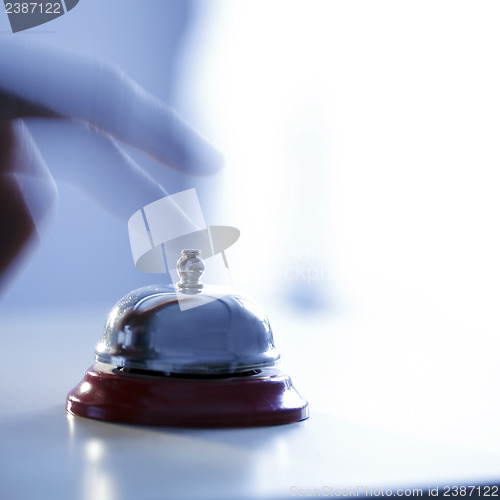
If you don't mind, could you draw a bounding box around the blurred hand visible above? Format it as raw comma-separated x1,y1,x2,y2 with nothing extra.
0,40,223,292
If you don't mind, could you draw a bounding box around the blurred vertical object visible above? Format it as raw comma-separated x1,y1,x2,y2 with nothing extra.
279,106,337,312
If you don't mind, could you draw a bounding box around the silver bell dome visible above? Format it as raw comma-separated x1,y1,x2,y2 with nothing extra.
95,250,280,375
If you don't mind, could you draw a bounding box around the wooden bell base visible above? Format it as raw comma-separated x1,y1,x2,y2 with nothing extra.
66,363,309,428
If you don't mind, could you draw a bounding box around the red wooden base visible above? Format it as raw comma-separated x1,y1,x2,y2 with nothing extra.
66,363,309,428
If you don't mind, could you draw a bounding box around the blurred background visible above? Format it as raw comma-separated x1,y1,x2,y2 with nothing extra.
1,0,500,453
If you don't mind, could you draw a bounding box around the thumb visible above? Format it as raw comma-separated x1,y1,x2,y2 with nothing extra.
0,120,57,293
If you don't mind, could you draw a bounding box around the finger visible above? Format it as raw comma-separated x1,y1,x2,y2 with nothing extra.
0,88,60,121
26,119,201,233
0,40,224,175
0,121,58,293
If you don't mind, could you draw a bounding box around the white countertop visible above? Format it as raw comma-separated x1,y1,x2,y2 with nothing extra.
1,301,499,499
